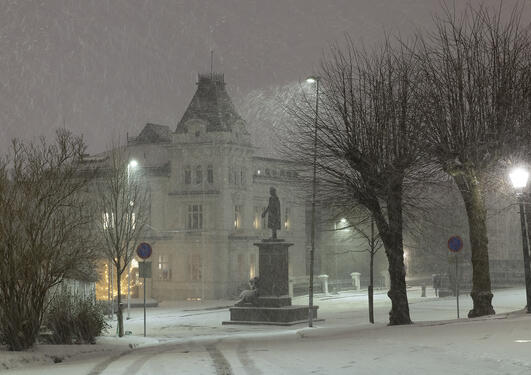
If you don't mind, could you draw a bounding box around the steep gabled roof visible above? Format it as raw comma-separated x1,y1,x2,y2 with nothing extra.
176,73,246,133
136,123,171,143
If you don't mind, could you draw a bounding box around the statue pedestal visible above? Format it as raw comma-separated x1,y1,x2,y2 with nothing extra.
223,239,320,326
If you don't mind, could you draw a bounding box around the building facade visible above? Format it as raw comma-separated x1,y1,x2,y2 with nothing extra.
114,73,307,300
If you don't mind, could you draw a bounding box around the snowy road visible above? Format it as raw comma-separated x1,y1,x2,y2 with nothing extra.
4,288,531,374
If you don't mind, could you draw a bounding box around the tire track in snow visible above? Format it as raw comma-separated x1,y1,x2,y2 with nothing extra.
120,344,188,375
206,344,233,375
87,349,133,375
236,342,262,375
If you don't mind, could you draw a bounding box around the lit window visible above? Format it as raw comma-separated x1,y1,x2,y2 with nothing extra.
253,206,261,230
249,253,256,279
234,205,242,229
184,165,191,185
189,254,202,281
102,212,110,230
207,165,214,184
102,212,115,229
195,165,203,184
284,207,290,230
158,255,171,281
187,204,203,230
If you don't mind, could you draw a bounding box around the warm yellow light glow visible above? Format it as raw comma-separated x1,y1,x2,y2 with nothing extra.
95,260,141,300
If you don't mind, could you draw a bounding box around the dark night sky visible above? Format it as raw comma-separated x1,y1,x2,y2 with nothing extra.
0,0,527,154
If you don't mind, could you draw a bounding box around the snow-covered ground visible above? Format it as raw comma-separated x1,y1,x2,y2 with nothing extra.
2,287,531,374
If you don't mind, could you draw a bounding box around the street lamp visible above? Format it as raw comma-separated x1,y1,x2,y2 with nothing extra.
509,166,531,313
306,75,320,327
127,159,138,320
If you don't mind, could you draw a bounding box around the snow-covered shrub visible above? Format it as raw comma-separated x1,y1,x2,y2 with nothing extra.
45,291,108,345
74,297,109,344
45,292,76,345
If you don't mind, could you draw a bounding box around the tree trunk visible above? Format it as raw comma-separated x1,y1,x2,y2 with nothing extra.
370,180,412,325
116,264,124,337
454,172,495,318
386,180,411,325
369,251,374,324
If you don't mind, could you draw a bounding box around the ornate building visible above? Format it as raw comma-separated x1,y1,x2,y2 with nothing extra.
115,73,307,300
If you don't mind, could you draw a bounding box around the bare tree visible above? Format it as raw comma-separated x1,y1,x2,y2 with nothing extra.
416,3,531,317
285,38,425,325
94,147,149,337
322,208,383,324
0,130,98,350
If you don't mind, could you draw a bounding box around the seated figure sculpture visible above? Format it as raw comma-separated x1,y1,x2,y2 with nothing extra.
235,277,260,307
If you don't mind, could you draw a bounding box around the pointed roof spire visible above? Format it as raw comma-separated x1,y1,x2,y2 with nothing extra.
176,73,246,133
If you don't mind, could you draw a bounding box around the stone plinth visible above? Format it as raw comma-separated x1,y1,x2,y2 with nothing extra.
258,239,290,296
223,239,321,326
225,305,319,326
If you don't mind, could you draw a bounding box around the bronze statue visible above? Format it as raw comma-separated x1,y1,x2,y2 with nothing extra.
262,186,281,239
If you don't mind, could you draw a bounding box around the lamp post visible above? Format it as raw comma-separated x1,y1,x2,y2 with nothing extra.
509,167,531,313
306,76,320,327
127,159,138,320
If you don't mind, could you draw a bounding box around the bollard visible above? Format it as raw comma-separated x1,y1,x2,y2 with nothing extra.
350,272,361,291
421,284,426,297
318,274,329,295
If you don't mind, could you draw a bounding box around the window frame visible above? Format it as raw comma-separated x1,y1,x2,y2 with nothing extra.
187,204,203,230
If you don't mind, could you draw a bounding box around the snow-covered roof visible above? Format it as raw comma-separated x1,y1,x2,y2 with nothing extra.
135,123,171,144
176,73,247,134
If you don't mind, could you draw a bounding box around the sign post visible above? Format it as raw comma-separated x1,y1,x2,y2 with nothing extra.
448,235,463,318
136,242,152,337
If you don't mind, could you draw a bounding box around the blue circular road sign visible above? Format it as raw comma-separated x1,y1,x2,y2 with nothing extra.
136,242,152,259
448,236,463,253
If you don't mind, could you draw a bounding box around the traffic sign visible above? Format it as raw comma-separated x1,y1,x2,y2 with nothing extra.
138,261,152,278
448,236,463,253
136,242,152,259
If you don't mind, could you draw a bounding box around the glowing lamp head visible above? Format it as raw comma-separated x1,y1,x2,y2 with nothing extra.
509,167,529,189
306,76,320,84
129,160,138,168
